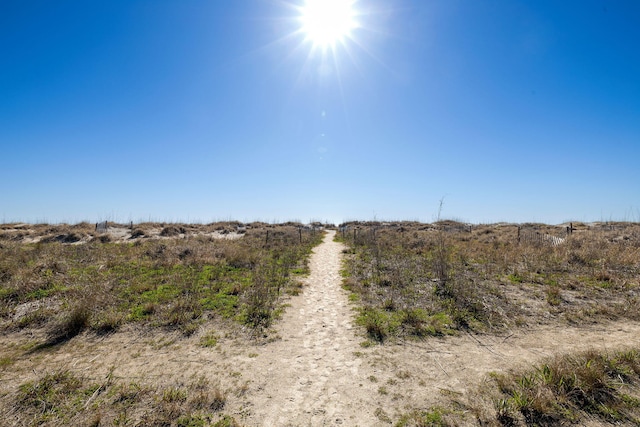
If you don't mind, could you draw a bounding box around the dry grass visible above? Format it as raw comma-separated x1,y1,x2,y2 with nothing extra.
488,348,640,425
5,368,239,426
393,347,640,426
0,222,323,342
338,221,640,342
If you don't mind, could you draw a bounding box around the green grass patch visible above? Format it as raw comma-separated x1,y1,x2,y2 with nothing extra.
396,407,449,427
507,273,524,284
200,331,218,348
200,293,239,318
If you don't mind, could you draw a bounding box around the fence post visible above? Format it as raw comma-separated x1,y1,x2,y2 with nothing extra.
266,230,269,245
299,227,302,244
517,226,521,243
566,223,573,236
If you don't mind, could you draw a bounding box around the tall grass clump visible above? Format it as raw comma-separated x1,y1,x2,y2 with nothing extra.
488,348,640,425
46,300,92,345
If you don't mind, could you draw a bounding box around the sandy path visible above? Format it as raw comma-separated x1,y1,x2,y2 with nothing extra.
245,230,380,426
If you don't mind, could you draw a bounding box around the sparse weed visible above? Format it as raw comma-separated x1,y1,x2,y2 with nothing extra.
0,356,14,368
200,331,218,347
375,407,392,423
546,286,562,306
396,407,450,427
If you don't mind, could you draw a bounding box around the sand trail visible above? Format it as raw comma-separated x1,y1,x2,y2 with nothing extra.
246,230,379,426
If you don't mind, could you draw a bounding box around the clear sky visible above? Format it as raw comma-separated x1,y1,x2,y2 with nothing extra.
1,0,639,225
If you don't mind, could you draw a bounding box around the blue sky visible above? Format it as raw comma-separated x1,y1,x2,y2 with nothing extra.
1,0,639,225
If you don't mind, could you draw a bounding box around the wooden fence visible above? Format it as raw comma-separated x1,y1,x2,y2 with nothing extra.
95,221,133,233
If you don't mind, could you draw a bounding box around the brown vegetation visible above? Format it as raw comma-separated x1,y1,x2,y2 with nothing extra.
338,221,640,341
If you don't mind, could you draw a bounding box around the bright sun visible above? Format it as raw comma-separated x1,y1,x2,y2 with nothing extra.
300,0,357,48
